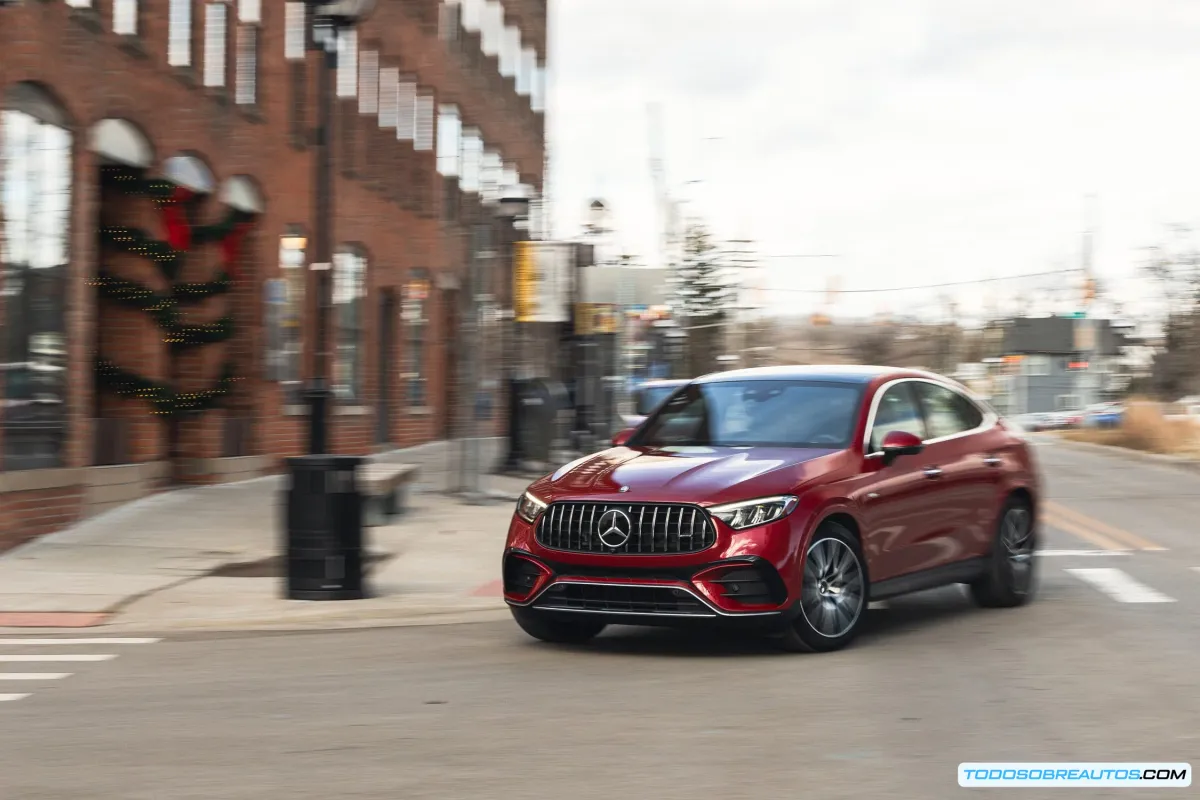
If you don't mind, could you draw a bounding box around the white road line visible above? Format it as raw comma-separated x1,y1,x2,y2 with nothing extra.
0,638,160,646
1037,549,1131,557
0,654,117,663
1065,568,1176,604
0,673,71,681
0,693,31,702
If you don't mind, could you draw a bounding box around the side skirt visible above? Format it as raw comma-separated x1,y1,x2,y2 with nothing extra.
869,557,989,602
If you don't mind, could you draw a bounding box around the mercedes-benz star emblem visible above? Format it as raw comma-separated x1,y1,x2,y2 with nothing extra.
619,485,630,493
596,509,633,549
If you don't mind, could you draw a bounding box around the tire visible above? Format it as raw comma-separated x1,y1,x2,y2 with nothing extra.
510,607,607,644
770,521,868,653
970,497,1037,608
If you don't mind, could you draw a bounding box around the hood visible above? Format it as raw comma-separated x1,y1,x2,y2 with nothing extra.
531,445,846,506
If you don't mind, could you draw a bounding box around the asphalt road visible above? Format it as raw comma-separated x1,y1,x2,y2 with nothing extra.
1,438,1197,800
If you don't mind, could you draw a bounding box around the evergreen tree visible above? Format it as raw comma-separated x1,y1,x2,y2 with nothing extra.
675,223,732,377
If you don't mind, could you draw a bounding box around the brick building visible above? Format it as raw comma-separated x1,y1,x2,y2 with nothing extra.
0,0,548,548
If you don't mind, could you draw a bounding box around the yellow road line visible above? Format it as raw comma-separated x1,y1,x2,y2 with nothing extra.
1045,501,1167,552
1042,510,1130,552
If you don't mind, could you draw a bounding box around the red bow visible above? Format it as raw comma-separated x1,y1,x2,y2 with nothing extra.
161,187,195,252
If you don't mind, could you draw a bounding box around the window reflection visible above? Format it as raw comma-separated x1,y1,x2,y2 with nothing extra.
1,90,72,471
332,247,366,401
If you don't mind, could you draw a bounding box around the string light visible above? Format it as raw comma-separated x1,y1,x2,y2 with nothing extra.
94,164,257,417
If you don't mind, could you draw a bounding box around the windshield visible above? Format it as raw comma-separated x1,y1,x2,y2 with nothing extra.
634,384,681,416
631,380,864,448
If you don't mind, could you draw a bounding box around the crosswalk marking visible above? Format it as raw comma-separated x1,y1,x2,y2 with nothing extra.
0,637,161,705
0,654,117,663
1038,549,1130,557
0,638,160,646
1066,568,1176,604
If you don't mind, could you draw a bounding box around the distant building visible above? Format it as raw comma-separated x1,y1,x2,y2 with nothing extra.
987,316,1129,415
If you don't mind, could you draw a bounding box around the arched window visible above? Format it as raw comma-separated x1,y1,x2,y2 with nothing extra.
332,245,367,401
1,83,72,470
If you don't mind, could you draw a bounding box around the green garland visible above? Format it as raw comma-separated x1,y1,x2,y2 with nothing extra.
96,358,236,416
96,164,248,416
101,225,183,281
100,165,254,244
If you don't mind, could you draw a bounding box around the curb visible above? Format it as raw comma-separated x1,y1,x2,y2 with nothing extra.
1045,435,1200,474
49,599,513,635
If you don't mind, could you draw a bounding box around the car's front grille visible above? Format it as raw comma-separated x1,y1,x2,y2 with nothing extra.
532,582,715,616
536,502,717,555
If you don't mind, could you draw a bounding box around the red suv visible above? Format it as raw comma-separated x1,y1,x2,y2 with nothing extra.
503,366,1041,653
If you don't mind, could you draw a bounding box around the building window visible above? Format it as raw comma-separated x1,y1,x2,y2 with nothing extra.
531,62,546,112
1023,355,1050,376
461,0,483,31
438,0,461,42
378,67,398,129
480,0,502,56
1,84,72,471
358,50,379,114
234,0,260,105
336,27,358,98
235,27,258,104
459,127,481,193
203,1,228,88
284,1,307,60
1056,394,1081,411
396,79,417,142
414,92,435,151
274,230,307,404
113,0,138,35
169,0,193,67
436,105,461,176
402,272,431,406
517,46,535,96
499,25,520,78
332,247,367,401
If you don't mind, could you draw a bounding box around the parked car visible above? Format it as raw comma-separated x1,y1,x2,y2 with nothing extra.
1083,403,1123,429
621,378,689,429
1014,412,1056,432
503,365,1041,653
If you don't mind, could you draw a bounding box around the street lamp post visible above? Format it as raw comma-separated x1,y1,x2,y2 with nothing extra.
303,0,374,455
497,194,531,474
280,0,375,604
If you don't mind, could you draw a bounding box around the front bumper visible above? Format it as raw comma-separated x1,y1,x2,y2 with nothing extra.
503,512,805,632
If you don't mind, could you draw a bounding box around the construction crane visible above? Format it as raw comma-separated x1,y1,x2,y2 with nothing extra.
647,103,681,277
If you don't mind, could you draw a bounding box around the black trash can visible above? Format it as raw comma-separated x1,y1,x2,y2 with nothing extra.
283,455,366,601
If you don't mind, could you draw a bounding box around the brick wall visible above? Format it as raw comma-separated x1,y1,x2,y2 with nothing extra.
0,0,546,543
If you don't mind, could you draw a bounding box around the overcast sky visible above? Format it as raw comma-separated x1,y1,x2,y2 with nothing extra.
545,0,1200,322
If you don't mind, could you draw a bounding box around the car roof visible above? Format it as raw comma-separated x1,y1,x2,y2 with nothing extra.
692,364,939,386
636,379,690,389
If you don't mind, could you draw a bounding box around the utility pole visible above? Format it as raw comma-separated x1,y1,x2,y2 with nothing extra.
1079,194,1098,409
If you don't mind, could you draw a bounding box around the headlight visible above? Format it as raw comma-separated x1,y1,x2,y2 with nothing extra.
515,491,547,523
708,496,798,530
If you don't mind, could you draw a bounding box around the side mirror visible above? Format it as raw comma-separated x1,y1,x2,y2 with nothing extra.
611,428,635,447
880,430,924,466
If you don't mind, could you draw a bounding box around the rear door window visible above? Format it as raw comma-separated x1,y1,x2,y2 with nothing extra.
869,383,927,452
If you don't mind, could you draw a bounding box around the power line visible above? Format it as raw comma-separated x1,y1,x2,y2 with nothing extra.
750,268,1085,295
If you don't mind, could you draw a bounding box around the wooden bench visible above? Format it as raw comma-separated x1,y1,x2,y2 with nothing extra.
359,463,420,527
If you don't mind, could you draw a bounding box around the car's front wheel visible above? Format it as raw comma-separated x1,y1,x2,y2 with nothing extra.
510,607,607,644
771,521,867,653
970,497,1037,608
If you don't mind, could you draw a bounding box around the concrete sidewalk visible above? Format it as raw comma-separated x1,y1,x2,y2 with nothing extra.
0,471,533,633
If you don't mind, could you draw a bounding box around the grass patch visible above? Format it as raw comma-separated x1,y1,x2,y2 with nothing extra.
1061,400,1200,456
